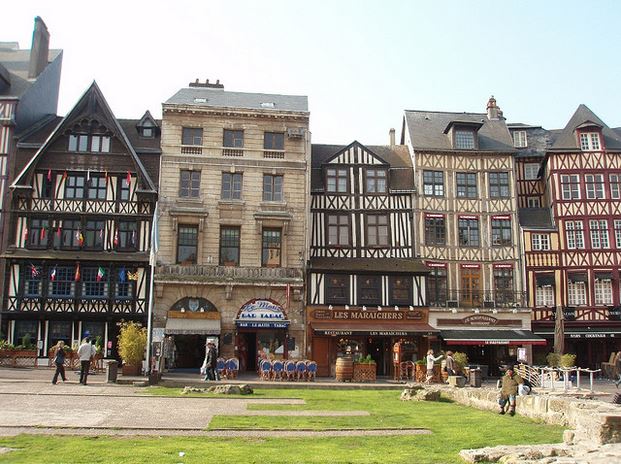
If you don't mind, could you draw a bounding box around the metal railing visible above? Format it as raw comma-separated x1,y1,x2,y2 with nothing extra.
156,264,304,282
517,364,601,393
428,289,526,308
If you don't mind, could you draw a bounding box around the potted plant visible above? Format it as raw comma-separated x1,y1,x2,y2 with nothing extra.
453,352,469,375
353,354,376,382
560,353,576,368
414,359,426,382
117,321,147,376
546,352,561,367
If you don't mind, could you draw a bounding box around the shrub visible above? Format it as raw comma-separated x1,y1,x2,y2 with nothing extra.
560,353,576,368
117,321,147,366
453,352,468,370
546,352,561,367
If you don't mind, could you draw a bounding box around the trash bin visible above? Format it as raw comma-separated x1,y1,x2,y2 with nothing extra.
105,360,118,383
469,368,482,387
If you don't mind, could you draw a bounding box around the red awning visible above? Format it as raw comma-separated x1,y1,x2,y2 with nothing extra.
312,321,437,337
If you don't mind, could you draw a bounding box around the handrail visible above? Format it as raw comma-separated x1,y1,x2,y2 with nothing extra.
519,364,601,393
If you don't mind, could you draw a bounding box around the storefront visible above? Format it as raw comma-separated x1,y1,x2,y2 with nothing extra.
308,306,436,377
235,299,292,372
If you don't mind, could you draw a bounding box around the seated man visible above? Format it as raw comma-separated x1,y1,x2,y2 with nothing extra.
498,366,523,416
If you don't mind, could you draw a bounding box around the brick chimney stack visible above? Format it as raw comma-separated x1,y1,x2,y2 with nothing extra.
28,16,50,79
487,95,503,120
189,78,224,89
389,128,395,148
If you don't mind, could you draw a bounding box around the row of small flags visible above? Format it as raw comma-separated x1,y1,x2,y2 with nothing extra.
30,263,138,282
47,169,132,185
24,227,136,246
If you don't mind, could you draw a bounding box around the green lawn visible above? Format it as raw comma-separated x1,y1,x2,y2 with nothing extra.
0,388,564,464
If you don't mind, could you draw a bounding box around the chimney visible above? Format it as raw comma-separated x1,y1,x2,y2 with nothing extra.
189,78,224,89
486,95,501,120
389,128,396,148
28,17,50,79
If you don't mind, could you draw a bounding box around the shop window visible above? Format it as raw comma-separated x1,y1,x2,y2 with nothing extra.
389,276,411,305
357,275,382,305
325,274,349,305
48,321,72,349
13,320,37,347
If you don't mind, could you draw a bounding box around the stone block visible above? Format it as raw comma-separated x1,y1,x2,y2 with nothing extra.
448,375,466,387
414,388,441,401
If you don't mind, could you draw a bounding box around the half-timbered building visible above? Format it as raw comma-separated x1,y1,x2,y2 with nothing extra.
402,98,544,373
307,139,432,378
527,105,621,366
1,82,160,359
154,81,309,371
0,17,63,338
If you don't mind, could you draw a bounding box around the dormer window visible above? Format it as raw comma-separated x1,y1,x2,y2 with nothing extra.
141,121,154,138
513,130,527,148
455,130,475,149
444,120,482,150
580,132,600,151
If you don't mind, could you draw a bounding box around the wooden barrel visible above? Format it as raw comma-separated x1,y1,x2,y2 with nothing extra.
335,356,353,382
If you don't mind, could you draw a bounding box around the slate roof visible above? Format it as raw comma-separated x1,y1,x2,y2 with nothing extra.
309,257,429,274
0,45,62,98
311,142,414,192
403,110,515,152
507,124,554,159
164,87,308,113
518,208,555,229
550,104,621,151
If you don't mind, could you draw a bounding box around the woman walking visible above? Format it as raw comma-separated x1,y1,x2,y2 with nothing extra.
51,341,67,384
425,349,443,384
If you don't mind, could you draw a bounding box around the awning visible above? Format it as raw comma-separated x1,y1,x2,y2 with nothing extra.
536,274,555,286
312,321,438,337
535,326,621,339
165,318,221,335
440,329,547,346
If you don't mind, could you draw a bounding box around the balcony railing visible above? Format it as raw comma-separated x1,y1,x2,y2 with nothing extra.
427,289,526,309
181,145,203,155
7,296,146,314
16,197,148,215
222,148,244,157
156,265,303,283
263,150,285,159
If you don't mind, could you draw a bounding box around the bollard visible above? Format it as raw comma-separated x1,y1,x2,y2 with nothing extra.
105,360,118,383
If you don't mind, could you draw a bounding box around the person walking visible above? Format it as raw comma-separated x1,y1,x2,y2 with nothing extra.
51,341,67,384
425,349,443,384
498,365,524,416
77,338,96,385
445,351,456,377
203,342,217,381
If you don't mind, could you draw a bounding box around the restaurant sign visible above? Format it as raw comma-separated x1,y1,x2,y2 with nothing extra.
235,299,289,329
313,309,425,321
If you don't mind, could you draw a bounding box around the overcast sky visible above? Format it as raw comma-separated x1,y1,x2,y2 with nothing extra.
4,0,621,144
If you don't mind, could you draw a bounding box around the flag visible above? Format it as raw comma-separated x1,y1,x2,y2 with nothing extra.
119,267,127,283
99,227,104,240
86,169,91,183
56,225,61,238
30,264,40,278
96,267,105,282
131,230,136,245
126,171,132,186
50,267,57,281
127,270,139,281
149,203,159,267
74,263,81,282
62,171,68,181
76,230,84,247
114,229,119,246
47,169,52,181
39,227,46,242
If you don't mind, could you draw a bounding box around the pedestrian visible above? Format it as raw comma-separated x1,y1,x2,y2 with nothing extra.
77,338,96,385
202,342,217,381
498,365,524,416
445,351,456,377
425,349,443,384
51,341,67,384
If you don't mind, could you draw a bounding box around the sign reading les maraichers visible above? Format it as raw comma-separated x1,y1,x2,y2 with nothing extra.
313,309,425,321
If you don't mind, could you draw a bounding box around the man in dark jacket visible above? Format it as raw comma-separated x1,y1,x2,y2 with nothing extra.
203,342,217,381
498,366,523,416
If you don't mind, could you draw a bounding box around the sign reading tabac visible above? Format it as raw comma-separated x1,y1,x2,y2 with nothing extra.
236,299,289,328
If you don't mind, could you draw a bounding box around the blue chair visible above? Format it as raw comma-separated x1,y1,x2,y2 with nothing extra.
272,360,284,380
226,358,239,379
260,359,272,380
216,358,226,379
295,360,307,381
306,361,317,381
284,360,296,381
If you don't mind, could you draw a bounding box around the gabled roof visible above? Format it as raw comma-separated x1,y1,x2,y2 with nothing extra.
403,110,515,152
311,141,413,192
11,81,157,193
164,87,309,113
550,104,621,150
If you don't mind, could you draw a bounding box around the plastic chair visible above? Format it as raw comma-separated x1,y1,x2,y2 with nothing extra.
284,360,297,381
272,360,284,380
306,361,317,381
260,359,272,380
226,358,239,379
295,360,307,381
216,358,226,379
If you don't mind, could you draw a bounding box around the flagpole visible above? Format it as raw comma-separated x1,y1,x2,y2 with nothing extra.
145,203,158,379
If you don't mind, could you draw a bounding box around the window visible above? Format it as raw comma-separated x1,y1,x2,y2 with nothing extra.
589,219,609,249
494,268,513,305
527,197,541,208
23,265,42,297
389,276,411,305
223,129,244,148
567,276,587,306
68,134,89,152
87,176,107,200
585,174,605,199
455,130,475,149
115,276,133,299
179,170,201,198
365,169,387,193
424,216,446,246
461,268,481,307
489,172,510,198
423,170,444,196
82,267,107,299
595,274,613,305
13,321,37,347
28,218,49,248
41,174,54,199
261,228,282,267
610,174,621,199
325,274,349,305
491,218,512,247
513,130,527,148
49,266,74,298
182,127,203,146
615,220,621,248
536,285,555,307
177,225,198,264
524,163,540,180
220,227,240,266
327,214,350,246
118,177,130,202
91,135,111,153
117,221,137,251
580,132,601,151
458,218,480,247
61,219,82,249
357,275,382,305
565,221,584,249
366,215,389,247
326,168,348,193
64,175,85,199
84,220,104,250
532,233,550,251
426,268,447,306
456,173,477,198
264,132,284,150
560,175,580,200
140,120,155,138
263,174,283,202
221,173,242,200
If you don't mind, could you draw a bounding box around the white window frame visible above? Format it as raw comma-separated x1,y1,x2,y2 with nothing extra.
565,221,584,249
614,219,621,248
580,132,601,151
524,163,539,180
589,219,609,249
532,233,550,251
595,278,613,305
567,281,587,306
561,174,580,200
610,174,621,199
536,285,554,307
513,130,528,148
585,174,605,199
527,197,541,208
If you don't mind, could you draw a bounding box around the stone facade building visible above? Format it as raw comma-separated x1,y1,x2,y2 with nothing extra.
154,81,309,371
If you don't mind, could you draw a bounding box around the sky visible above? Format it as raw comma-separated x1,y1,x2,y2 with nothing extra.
3,0,621,144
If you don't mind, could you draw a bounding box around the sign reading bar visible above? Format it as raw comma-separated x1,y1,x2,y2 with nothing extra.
236,299,289,328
